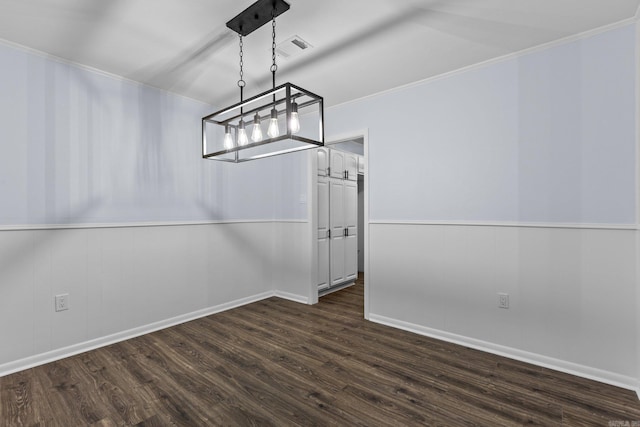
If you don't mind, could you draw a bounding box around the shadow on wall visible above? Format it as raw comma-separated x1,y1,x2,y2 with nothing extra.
136,85,173,196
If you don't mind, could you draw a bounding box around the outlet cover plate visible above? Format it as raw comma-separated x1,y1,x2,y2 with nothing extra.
55,294,69,312
498,293,509,309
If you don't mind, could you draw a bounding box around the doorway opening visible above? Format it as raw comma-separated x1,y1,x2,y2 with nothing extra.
308,131,368,318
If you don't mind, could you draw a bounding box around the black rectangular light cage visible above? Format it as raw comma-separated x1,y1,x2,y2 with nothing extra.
202,83,324,163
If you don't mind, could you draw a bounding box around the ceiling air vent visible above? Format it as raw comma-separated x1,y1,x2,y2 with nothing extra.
276,35,313,59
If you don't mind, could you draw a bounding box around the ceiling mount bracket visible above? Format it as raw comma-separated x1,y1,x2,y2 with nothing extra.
226,0,290,36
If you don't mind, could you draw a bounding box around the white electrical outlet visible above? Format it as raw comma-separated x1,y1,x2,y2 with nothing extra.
498,293,509,309
55,294,69,312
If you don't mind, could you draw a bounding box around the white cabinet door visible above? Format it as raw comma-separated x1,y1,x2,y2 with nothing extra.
345,153,358,181
317,147,329,177
329,178,346,286
317,175,330,290
329,177,346,287
344,180,358,281
329,178,357,286
344,180,357,233
330,149,344,179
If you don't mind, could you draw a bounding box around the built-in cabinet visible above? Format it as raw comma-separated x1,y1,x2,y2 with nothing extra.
317,147,358,293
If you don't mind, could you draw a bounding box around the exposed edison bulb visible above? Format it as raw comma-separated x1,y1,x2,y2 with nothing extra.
223,125,234,150
289,101,300,134
237,120,249,146
267,108,279,138
251,113,263,142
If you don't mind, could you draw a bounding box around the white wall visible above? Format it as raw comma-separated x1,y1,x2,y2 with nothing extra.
325,23,639,389
0,41,307,225
0,40,310,374
327,25,636,226
271,221,312,302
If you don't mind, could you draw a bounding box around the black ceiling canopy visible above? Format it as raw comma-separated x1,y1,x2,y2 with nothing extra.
226,0,291,37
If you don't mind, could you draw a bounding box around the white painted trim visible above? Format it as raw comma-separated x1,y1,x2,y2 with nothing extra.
307,149,320,305
0,290,291,377
369,314,638,393
635,18,640,403
369,220,636,231
636,18,640,228
274,290,309,305
331,20,637,112
0,219,308,232
362,129,370,320
0,37,214,108
325,129,368,147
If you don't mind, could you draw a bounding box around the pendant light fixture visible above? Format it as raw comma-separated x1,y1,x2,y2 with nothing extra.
202,0,324,163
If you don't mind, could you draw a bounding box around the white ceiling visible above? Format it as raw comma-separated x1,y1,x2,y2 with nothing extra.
0,0,638,108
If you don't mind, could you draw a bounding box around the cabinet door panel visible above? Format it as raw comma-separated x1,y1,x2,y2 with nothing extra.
330,149,344,179
344,180,357,230
345,154,358,181
344,234,358,281
317,148,328,177
318,236,330,290
330,179,345,232
330,235,345,286
317,176,329,239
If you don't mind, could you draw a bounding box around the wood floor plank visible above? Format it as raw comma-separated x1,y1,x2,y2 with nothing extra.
2,276,640,426
39,359,109,425
0,370,35,427
73,350,154,425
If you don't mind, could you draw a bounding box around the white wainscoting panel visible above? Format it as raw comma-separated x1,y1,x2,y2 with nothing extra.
369,223,637,389
270,221,311,303
0,222,307,375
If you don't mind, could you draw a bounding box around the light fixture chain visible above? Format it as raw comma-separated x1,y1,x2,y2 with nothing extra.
237,34,245,104
271,15,277,88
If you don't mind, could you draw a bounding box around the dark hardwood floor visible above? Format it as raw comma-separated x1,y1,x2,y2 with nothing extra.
2,276,640,426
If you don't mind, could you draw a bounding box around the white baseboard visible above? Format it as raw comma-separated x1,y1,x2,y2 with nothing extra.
0,291,274,377
369,313,638,393
273,290,309,304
